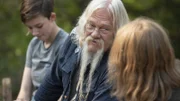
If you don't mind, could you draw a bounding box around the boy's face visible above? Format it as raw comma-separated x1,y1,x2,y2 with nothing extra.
25,14,54,42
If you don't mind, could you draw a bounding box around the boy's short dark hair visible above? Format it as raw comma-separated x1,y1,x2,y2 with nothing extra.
20,0,54,23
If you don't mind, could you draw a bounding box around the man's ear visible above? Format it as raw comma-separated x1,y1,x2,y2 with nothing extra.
50,12,56,21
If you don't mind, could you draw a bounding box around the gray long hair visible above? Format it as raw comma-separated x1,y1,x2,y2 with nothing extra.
74,0,129,45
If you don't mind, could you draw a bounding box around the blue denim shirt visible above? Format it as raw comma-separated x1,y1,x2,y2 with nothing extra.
34,36,118,101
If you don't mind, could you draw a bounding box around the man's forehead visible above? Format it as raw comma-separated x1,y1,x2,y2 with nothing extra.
91,8,112,19
87,18,112,27
87,8,113,25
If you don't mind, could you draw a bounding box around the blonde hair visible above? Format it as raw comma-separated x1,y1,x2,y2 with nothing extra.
108,17,180,101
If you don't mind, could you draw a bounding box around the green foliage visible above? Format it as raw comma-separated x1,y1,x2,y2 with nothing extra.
0,0,179,100
54,0,90,31
0,0,30,99
123,0,180,58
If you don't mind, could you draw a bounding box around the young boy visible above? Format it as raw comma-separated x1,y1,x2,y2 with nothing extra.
16,0,68,101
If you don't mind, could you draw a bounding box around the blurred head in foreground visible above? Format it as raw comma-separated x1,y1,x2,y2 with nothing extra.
108,17,180,101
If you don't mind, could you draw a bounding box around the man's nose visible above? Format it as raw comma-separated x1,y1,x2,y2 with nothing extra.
91,28,101,38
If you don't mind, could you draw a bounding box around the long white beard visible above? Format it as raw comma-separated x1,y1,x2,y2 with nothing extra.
77,36,104,100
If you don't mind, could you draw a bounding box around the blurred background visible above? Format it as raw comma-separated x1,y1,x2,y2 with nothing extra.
0,0,179,100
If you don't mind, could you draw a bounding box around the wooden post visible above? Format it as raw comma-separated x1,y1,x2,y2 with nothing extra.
2,78,12,101
175,59,180,72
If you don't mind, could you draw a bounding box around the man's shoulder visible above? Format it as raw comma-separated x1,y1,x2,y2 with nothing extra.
57,35,79,59
62,36,78,51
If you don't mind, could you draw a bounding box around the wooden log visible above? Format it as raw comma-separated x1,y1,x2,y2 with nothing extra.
2,78,12,101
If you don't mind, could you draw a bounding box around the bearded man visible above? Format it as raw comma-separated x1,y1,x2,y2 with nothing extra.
34,0,129,101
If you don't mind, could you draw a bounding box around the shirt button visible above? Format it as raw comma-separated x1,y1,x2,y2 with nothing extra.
64,95,68,99
75,48,79,53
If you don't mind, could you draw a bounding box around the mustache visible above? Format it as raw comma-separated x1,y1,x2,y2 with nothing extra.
85,36,103,46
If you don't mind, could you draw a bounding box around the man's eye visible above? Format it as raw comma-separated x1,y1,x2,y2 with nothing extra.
101,28,109,31
88,24,93,28
87,24,94,29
